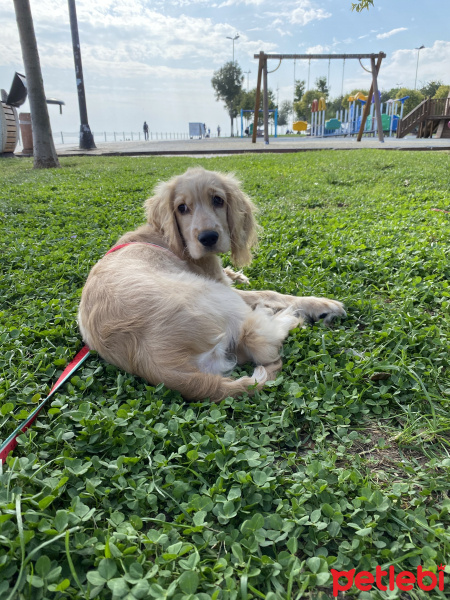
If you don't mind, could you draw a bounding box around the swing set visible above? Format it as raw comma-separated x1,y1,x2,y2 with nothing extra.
252,51,387,144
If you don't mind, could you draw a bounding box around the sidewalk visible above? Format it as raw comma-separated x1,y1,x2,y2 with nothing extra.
52,135,450,157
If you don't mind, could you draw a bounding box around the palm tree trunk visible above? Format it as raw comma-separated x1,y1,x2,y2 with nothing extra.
13,0,60,168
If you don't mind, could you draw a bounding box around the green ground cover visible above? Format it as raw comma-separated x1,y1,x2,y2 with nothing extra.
1,150,450,599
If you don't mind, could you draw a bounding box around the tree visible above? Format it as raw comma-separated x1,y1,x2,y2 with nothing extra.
420,80,443,98
315,76,329,98
294,79,306,102
277,100,293,126
351,0,374,11
13,0,60,168
211,62,244,136
237,88,276,126
294,89,320,122
394,88,425,116
326,95,345,119
433,85,450,99
380,87,401,103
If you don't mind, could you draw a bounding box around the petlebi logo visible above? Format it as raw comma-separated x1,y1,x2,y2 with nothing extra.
331,564,446,596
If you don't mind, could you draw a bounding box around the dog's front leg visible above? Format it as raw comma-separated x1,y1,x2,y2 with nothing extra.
235,289,346,325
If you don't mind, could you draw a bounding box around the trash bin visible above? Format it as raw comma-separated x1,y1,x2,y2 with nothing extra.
19,112,33,155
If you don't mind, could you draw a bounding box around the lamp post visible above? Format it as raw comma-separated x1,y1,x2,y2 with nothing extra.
226,33,239,63
68,0,96,149
244,69,251,91
414,45,425,90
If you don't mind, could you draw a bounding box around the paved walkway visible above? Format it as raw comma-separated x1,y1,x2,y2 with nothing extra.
54,135,450,157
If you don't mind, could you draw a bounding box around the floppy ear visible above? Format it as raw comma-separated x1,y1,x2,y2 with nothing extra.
222,173,258,267
144,179,184,255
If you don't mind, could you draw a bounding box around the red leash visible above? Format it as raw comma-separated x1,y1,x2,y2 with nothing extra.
0,346,90,464
0,242,171,464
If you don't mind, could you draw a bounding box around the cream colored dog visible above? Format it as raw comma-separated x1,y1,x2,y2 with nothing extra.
78,167,345,401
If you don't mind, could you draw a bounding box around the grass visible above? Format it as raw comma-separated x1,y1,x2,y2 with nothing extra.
0,150,450,600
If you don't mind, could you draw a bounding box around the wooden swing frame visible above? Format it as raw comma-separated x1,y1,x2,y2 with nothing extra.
252,51,386,144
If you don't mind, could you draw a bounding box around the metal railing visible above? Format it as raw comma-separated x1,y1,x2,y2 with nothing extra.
55,131,217,145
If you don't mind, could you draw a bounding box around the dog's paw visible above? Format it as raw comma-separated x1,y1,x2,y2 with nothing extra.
223,267,250,286
293,296,346,325
252,365,267,384
234,273,250,285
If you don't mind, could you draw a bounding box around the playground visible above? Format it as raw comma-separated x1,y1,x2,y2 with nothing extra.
292,92,410,139
250,51,450,146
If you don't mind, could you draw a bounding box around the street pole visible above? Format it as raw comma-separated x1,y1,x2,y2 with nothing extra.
245,69,251,91
414,45,424,90
68,0,95,149
226,33,239,63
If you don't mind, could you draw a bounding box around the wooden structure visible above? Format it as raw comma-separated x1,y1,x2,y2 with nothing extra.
252,52,386,144
397,93,450,139
0,90,19,154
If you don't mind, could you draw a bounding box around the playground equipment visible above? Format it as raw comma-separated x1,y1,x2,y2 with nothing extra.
240,109,277,138
252,51,386,144
309,97,327,136
359,95,409,137
397,91,450,139
304,92,410,139
292,120,307,132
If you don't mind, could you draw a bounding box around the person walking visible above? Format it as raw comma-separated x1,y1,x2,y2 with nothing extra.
217,125,221,137
143,121,149,141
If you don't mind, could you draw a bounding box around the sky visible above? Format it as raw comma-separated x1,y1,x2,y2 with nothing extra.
1,0,449,137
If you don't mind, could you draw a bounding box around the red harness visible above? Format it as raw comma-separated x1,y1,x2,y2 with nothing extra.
105,241,172,256
0,242,172,464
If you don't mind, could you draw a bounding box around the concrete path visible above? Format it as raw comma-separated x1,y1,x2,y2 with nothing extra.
52,135,450,157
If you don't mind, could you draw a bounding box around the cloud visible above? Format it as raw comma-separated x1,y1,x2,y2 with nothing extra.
0,0,275,71
376,27,408,39
372,41,450,90
305,44,331,54
290,0,331,26
265,0,331,27
2,1,447,136
0,0,280,136
218,0,266,6
276,29,293,37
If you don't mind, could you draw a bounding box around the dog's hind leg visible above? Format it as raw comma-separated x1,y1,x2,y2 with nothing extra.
147,366,268,403
236,305,301,367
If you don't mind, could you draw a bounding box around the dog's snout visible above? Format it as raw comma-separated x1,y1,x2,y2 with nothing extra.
198,230,219,247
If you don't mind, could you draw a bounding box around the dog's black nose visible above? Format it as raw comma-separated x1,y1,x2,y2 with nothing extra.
198,230,219,247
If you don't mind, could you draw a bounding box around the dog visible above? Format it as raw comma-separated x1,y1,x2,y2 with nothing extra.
78,167,345,402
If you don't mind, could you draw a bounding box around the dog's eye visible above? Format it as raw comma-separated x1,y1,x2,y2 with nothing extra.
177,204,189,214
212,195,224,208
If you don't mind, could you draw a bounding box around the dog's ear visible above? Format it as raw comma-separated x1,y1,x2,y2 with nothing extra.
144,179,184,255
222,173,258,267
